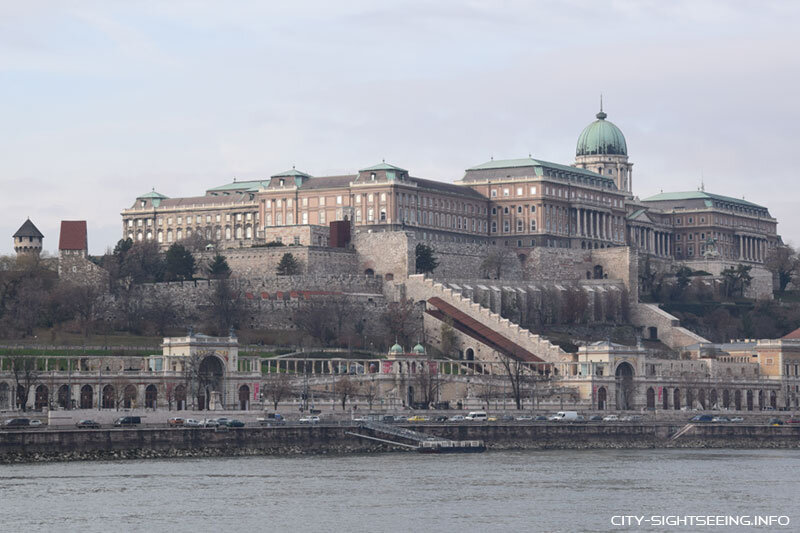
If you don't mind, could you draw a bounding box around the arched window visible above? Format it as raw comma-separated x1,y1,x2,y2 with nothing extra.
246,226,252,239
225,227,231,240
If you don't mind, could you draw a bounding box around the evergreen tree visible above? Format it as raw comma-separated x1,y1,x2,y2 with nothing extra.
208,253,231,279
165,244,196,281
415,243,439,274
276,253,301,276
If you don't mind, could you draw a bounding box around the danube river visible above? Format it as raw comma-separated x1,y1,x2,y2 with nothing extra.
1,449,797,532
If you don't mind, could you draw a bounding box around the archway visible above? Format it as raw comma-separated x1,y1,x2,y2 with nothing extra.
80,385,93,409
102,385,115,409
734,390,742,410
758,390,764,409
465,348,475,361
646,387,655,409
597,387,608,410
35,384,49,410
145,385,158,409
593,265,604,279
709,389,718,409
175,384,187,411
662,387,669,410
698,389,706,410
123,384,137,409
0,382,10,410
197,355,225,410
615,362,635,410
686,389,694,410
364,268,375,277
722,389,730,409
673,388,681,411
239,385,250,410
57,384,70,409
770,391,777,409
746,390,753,411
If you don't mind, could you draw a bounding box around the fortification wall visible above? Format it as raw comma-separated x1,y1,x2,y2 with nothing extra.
679,260,773,300
404,275,569,362
58,251,109,289
352,231,412,280
631,303,709,350
129,277,387,331
196,246,358,279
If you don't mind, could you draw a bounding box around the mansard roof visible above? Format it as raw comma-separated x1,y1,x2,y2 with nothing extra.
462,156,617,188
641,191,766,210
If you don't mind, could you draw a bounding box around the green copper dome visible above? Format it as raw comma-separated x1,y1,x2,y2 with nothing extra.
576,110,627,157
389,343,404,354
412,343,425,355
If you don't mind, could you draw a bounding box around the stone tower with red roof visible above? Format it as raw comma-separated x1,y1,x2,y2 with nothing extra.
57,220,109,288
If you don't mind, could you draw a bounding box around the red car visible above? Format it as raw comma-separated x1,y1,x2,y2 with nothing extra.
784,419,800,424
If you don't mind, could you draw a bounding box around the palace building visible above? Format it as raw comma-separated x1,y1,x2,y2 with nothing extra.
121,106,780,266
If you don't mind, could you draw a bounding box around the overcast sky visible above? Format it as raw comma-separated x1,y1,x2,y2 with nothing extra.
2,0,799,255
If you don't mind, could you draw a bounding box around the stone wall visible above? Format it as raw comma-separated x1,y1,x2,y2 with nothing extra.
352,231,413,280
679,260,773,300
58,251,109,289
197,246,359,279
130,276,387,331
631,303,709,349
263,225,331,247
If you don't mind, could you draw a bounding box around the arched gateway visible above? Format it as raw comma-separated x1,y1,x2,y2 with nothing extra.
615,362,635,410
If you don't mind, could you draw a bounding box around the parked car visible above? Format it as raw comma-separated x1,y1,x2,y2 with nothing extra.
448,415,466,422
549,411,581,422
465,411,488,421
407,415,429,422
202,419,220,427
690,415,713,423
28,420,42,427
768,418,784,426
534,415,549,421
730,417,744,422
620,415,642,422
257,413,285,426
712,416,730,423
588,415,603,422
226,419,245,428
3,418,30,428
114,416,141,427
515,415,534,421
784,418,800,425
602,415,620,422
214,418,231,426
184,419,202,427
75,419,100,429
432,415,449,422
167,417,185,427
500,414,515,422
298,416,320,424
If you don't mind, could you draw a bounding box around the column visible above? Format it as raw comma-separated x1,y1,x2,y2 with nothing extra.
599,213,605,240
581,209,586,237
738,236,743,260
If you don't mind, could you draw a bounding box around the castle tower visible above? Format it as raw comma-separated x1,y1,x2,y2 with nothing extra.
12,218,43,257
574,102,634,194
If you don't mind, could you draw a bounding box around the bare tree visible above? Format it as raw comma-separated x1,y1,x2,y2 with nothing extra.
439,317,458,358
477,381,494,410
361,378,378,410
480,248,515,279
380,298,422,349
413,361,441,408
9,355,40,411
765,244,800,294
204,279,246,335
147,290,178,336
336,375,358,410
265,372,293,410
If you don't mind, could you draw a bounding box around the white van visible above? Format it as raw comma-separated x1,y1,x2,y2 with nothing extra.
465,411,488,421
548,411,583,422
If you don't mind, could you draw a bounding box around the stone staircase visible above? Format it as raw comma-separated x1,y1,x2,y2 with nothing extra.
405,275,569,362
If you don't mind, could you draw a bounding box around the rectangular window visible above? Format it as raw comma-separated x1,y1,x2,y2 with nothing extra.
530,187,536,195
380,193,386,202
319,197,326,206
367,208,374,222
302,197,308,207
491,189,497,198
336,195,343,205
503,188,510,197
516,187,523,196
302,212,308,224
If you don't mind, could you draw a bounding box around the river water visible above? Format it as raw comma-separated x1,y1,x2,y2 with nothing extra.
1,449,797,532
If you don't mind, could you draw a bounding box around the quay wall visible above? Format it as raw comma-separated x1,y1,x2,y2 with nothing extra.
3,423,800,463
